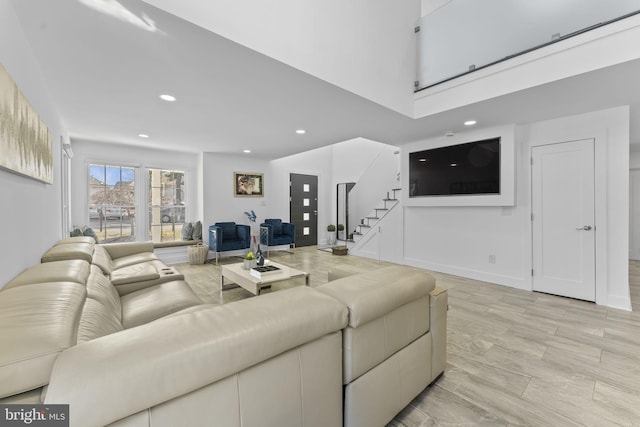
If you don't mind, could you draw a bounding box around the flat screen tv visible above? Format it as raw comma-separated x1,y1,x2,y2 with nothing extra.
409,137,500,197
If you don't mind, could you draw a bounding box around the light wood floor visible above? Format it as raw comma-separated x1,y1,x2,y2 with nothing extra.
174,250,640,427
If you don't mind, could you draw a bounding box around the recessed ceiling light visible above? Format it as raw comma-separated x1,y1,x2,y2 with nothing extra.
138,134,149,138
296,129,306,134
243,149,251,153
159,94,176,102
464,120,477,126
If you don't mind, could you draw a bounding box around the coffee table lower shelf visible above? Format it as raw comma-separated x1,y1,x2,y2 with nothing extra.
220,261,309,295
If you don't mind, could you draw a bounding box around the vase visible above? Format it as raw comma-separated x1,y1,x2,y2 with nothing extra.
256,244,264,266
243,259,256,270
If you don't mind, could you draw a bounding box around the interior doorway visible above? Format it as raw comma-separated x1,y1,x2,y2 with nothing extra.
531,139,596,301
290,173,318,247
629,169,640,260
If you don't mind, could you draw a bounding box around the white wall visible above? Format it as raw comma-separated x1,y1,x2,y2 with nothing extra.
0,2,66,287
523,106,630,309
269,146,334,244
70,140,200,239
331,138,399,232
142,0,420,117
402,106,630,310
202,153,271,244
331,138,398,184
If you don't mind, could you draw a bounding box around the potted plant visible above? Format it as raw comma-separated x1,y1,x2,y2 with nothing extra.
337,224,345,240
327,224,336,245
243,251,257,270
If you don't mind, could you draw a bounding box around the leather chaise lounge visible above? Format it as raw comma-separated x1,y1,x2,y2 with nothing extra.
0,237,447,427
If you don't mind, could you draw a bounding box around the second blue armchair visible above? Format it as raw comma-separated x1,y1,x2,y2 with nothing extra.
259,219,295,256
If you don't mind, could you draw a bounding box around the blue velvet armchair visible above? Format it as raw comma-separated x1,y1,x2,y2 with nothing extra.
208,222,251,263
259,219,295,256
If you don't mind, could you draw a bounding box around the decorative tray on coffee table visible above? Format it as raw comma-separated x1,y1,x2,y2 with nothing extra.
250,265,283,279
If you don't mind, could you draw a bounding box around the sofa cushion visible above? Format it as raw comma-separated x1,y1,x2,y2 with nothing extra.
91,244,114,274
120,281,203,329
0,282,85,399
86,265,122,323
55,236,95,245
41,242,94,263
77,298,124,344
4,260,90,289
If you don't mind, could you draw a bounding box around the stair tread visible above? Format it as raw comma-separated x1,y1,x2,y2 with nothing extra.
375,208,388,210
366,216,379,219
382,198,397,201
359,224,371,228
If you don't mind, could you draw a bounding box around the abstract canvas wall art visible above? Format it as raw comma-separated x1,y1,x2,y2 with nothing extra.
0,64,53,184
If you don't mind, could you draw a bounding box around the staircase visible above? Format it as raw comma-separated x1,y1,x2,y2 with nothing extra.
347,188,401,249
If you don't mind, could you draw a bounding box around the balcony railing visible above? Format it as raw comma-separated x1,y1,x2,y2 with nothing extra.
416,1,640,91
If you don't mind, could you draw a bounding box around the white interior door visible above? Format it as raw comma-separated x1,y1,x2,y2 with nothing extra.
532,139,595,301
630,170,640,260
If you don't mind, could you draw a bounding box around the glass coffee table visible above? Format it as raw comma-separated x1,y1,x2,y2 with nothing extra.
220,260,310,295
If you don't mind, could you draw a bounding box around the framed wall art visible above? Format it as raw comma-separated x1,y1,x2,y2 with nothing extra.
234,172,263,197
0,64,53,184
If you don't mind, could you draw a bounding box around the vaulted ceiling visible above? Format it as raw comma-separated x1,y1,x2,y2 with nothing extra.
9,0,640,159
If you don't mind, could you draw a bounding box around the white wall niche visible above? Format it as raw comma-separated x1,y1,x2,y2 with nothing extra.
402,125,515,207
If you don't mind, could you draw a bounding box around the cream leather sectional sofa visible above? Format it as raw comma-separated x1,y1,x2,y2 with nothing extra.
0,237,447,427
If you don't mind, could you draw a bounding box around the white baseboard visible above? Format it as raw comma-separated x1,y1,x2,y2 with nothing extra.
403,257,530,291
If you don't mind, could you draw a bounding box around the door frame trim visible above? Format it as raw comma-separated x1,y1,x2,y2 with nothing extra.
528,133,608,306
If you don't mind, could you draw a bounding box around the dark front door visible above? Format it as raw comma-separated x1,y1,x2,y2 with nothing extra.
290,173,318,247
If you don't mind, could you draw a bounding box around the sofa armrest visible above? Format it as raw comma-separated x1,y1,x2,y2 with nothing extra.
316,266,434,327
283,222,295,238
102,242,154,260
208,226,221,251
260,223,274,244
429,286,448,382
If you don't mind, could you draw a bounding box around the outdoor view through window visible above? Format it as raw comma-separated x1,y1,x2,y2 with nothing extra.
148,169,185,242
89,164,136,243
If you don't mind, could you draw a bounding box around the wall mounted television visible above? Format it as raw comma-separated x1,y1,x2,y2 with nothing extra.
409,137,501,197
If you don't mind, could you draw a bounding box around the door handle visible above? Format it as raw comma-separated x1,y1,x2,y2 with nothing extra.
576,225,592,231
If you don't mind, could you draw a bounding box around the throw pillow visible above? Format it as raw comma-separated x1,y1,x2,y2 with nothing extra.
192,221,203,240
182,222,194,240
219,222,237,240
268,219,283,235
82,226,100,243
70,227,83,237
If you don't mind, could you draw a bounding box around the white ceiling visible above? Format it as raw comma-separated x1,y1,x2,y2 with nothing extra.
9,0,640,159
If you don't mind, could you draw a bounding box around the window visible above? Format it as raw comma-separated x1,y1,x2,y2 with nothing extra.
148,169,185,242
89,164,136,243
